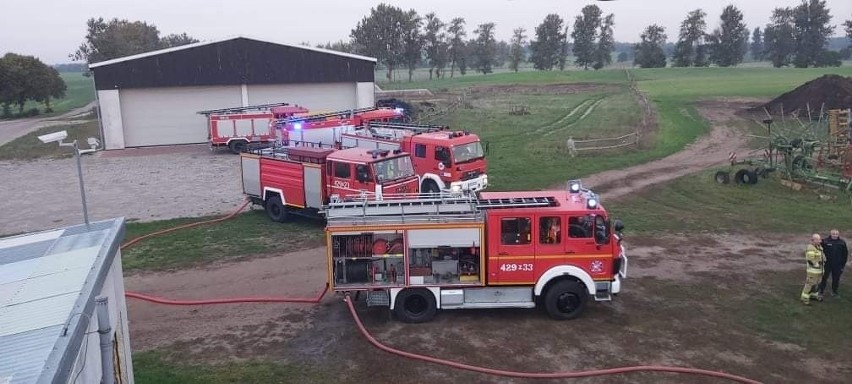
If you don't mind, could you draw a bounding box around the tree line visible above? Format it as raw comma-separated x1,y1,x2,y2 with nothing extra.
339,1,851,77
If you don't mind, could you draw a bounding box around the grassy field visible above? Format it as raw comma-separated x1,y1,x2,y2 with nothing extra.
381,66,852,191
133,351,330,384
0,119,98,160
607,170,852,235
122,210,325,272
11,72,95,117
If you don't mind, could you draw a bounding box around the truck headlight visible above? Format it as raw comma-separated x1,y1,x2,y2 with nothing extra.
482,175,488,185
450,184,462,193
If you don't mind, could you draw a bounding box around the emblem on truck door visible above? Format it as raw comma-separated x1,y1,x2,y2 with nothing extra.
590,260,604,273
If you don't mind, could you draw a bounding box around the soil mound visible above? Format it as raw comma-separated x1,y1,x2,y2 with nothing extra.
759,74,852,117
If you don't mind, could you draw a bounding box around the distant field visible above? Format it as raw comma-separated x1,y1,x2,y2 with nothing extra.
380,65,852,190
13,72,94,117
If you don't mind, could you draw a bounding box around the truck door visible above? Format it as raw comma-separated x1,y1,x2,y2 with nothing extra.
327,161,353,198
489,216,535,284
566,214,597,255
534,215,564,278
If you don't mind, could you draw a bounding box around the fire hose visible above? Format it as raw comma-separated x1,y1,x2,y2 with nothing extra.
122,201,763,383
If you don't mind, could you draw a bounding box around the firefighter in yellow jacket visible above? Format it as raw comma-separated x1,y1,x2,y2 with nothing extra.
801,233,825,305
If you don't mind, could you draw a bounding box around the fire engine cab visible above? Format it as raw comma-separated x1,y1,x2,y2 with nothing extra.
241,146,420,221
199,103,310,154
324,180,627,323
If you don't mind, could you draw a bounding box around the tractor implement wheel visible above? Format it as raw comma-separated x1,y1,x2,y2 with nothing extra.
735,169,758,185
714,171,731,185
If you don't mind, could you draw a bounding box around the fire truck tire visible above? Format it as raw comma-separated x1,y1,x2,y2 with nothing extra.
394,289,437,323
229,140,247,154
714,171,730,185
264,195,289,222
421,180,440,195
543,280,587,320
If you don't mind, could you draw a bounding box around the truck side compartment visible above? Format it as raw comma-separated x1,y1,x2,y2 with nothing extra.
240,154,262,198
260,158,306,207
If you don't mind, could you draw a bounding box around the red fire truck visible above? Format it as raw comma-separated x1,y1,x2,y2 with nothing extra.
241,146,420,221
199,103,310,154
279,117,489,194
324,180,627,323
343,122,488,194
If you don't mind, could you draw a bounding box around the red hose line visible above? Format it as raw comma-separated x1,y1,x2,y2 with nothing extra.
343,297,762,383
125,284,328,305
120,199,252,251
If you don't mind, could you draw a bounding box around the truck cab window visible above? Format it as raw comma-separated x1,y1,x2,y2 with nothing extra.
435,146,451,164
334,162,351,179
540,217,562,244
568,215,593,238
355,164,372,183
415,143,426,158
594,215,610,245
501,217,531,245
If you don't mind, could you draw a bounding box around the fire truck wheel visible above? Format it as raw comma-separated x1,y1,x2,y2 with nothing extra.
229,140,247,154
543,280,587,320
421,180,440,195
264,195,289,222
394,289,437,323
714,171,730,185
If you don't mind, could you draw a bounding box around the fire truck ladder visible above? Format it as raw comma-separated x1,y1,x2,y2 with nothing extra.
278,107,381,124
324,195,558,226
367,122,450,133
475,196,557,210
197,102,290,116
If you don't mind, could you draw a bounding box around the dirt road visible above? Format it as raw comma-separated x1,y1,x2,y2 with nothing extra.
582,99,761,200
0,101,97,146
126,233,848,383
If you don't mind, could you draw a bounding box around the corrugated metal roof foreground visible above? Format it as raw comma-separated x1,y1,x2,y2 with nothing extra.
0,219,124,384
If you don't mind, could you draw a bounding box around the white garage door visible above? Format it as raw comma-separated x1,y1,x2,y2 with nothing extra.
247,83,356,112
120,86,242,147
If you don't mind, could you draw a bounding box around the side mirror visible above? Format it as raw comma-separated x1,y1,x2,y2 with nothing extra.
613,219,624,233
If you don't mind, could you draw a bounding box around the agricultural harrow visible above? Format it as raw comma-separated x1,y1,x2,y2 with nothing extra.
715,111,852,192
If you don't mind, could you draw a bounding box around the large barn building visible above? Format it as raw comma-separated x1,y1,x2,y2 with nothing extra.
89,37,377,150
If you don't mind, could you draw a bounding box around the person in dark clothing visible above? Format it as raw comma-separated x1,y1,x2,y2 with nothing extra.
819,229,849,297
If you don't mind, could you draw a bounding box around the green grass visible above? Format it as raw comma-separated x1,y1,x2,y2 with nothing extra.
12,72,95,117
382,66,852,191
607,170,852,234
0,119,98,160
737,270,852,353
122,210,325,272
133,351,331,384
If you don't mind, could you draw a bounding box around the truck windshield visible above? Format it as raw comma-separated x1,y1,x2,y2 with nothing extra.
452,142,485,164
373,156,415,183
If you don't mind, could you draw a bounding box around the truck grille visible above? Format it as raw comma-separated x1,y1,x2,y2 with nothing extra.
461,170,481,181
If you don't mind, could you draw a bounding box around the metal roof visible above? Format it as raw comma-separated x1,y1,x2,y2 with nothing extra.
88,35,377,68
0,218,125,384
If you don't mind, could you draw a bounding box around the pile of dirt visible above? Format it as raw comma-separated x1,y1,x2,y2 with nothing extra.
759,74,852,117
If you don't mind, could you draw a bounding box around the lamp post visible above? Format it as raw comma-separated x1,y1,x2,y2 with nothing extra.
38,130,89,227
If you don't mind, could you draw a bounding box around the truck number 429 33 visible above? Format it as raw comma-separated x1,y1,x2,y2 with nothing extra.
500,263,533,272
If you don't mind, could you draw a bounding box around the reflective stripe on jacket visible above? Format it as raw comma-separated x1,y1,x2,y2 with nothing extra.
805,244,824,274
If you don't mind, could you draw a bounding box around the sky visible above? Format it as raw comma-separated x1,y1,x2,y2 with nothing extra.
2,0,851,64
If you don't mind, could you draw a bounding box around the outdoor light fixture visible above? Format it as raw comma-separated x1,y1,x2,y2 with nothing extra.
568,180,582,193
587,197,598,209
39,130,89,227
294,122,302,130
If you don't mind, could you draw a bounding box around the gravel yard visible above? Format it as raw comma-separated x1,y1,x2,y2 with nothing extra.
0,145,245,235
